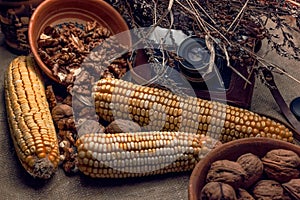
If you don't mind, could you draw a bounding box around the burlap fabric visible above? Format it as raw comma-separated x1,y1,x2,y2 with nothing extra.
0,31,299,199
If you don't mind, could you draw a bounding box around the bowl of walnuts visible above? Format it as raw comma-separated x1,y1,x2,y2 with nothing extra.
28,0,131,85
189,137,300,200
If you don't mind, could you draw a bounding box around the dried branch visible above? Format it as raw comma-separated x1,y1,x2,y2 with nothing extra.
105,0,300,86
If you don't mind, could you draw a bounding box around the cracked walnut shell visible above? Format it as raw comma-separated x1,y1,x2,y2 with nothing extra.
237,153,263,188
206,160,246,190
262,149,300,183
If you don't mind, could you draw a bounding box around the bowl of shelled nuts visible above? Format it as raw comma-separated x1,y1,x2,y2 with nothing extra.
189,137,300,200
28,0,131,85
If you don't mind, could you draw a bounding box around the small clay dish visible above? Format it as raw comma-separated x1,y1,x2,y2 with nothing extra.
188,137,300,200
28,0,131,83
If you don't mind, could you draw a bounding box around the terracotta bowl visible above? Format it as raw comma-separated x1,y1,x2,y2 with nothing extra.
28,0,131,83
188,137,300,200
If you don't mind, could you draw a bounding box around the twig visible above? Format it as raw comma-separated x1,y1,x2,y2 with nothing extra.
257,58,300,85
110,0,175,60
175,0,232,45
193,0,217,25
186,0,209,34
112,0,300,88
152,0,157,24
239,43,300,85
286,0,300,7
227,0,250,32
222,44,252,85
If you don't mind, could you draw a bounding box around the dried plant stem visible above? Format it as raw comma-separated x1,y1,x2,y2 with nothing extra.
240,45,300,85
222,44,252,85
193,0,217,25
108,0,300,88
258,58,300,85
107,0,176,64
227,0,250,32
274,67,300,85
152,0,157,24
186,0,209,34
286,0,300,7
175,0,231,45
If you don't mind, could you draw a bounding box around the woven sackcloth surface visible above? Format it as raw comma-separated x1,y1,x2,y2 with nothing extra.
0,28,299,200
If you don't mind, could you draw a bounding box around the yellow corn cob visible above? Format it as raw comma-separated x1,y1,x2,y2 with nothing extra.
4,56,60,179
76,132,220,178
93,78,294,143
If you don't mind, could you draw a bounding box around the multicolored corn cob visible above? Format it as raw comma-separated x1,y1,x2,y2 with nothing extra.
93,78,294,143
4,56,60,179
76,132,220,178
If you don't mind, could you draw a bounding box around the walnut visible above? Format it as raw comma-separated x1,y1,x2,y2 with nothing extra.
77,119,105,137
105,119,141,133
236,153,263,188
262,149,300,183
282,179,300,200
200,182,237,200
206,160,247,189
236,188,254,200
252,180,289,200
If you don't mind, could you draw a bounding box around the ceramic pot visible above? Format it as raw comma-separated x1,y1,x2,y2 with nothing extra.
188,137,300,200
28,0,131,83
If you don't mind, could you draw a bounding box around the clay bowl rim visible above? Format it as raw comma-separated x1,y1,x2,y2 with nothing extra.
28,0,131,84
188,137,300,200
